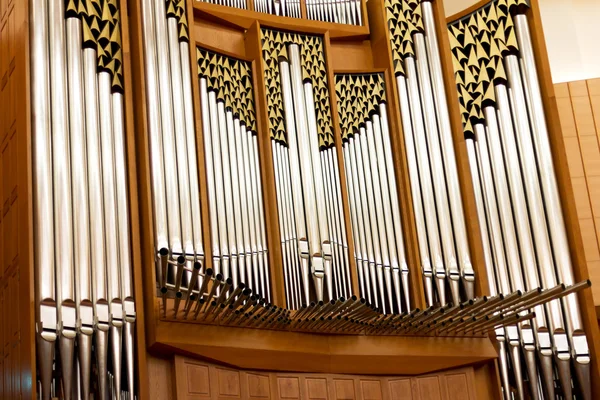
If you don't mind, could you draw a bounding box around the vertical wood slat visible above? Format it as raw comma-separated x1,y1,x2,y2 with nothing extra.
323,31,360,297
526,0,600,394
556,80,600,305
119,0,150,394
245,21,287,307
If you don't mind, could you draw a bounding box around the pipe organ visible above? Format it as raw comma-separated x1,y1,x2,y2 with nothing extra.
448,0,591,398
384,0,475,307
262,29,350,307
197,48,271,303
335,73,410,313
4,0,595,397
31,0,136,398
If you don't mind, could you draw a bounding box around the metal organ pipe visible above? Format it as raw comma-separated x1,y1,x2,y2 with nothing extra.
421,0,474,299
335,73,410,314
446,1,594,397
32,0,137,396
31,0,56,394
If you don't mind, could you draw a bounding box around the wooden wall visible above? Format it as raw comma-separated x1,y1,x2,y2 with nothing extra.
0,0,33,396
149,355,491,400
555,78,600,307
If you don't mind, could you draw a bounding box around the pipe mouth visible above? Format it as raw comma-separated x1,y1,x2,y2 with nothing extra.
194,261,202,270
225,278,233,285
215,273,224,281
159,248,169,257
177,255,186,264
205,268,214,276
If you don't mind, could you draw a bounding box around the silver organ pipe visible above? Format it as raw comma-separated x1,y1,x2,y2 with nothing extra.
196,49,271,302
335,73,410,314
200,0,248,10
142,0,208,320
384,0,475,308
448,0,592,397
31,0,137,397
261,29,349,307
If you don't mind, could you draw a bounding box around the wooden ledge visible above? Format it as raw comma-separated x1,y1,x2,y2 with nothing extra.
151,320,498,375
193,1,370,39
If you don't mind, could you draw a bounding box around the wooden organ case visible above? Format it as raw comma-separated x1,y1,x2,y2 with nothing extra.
5,0,598,398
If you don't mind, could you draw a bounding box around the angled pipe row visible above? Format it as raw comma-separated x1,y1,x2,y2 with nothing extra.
163,261,589,338
306,0,362,25
200,0,248,10
254,0,300,17
31,0,135,398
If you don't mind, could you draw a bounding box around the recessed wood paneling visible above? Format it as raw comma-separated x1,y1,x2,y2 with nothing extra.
388,379,413,400
188,364,210,396
173,356,489,400
333,379,355,400
216,368,241,398
278,377,300,399
444,374,470,400
416,377,442,400
306,378,328,400
360,380,383,400
556,78,600,305
248,373,271,399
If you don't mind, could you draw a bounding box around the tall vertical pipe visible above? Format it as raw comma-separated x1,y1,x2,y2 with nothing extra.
154,0,183,257
180,41,205,263
50,0,76,392
414,34,460,305
421,1,474,298
396,76,432,307
200,80,222,273
514,15,591,398
31,0,56,394
66,14,93,399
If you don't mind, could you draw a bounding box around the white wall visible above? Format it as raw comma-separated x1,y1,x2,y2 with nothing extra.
443,0,600,83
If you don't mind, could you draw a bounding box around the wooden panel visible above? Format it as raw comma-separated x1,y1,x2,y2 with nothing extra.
415,377,442,400
247,373,271,399
388,379,413,400
443,374,469,400
215,368,242,398
306,378,328,400
329,40,374,71
171,357,488,400
360,380,383,400
555,78,600,305
188,365,210,396
332,379,356,400
277,377,300,399
150,355,176,400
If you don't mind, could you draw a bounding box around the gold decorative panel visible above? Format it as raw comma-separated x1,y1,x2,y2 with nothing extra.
76,0,124,92
447,0,531,135
260,28,334,148
197,48,258,133
335,73,387,141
